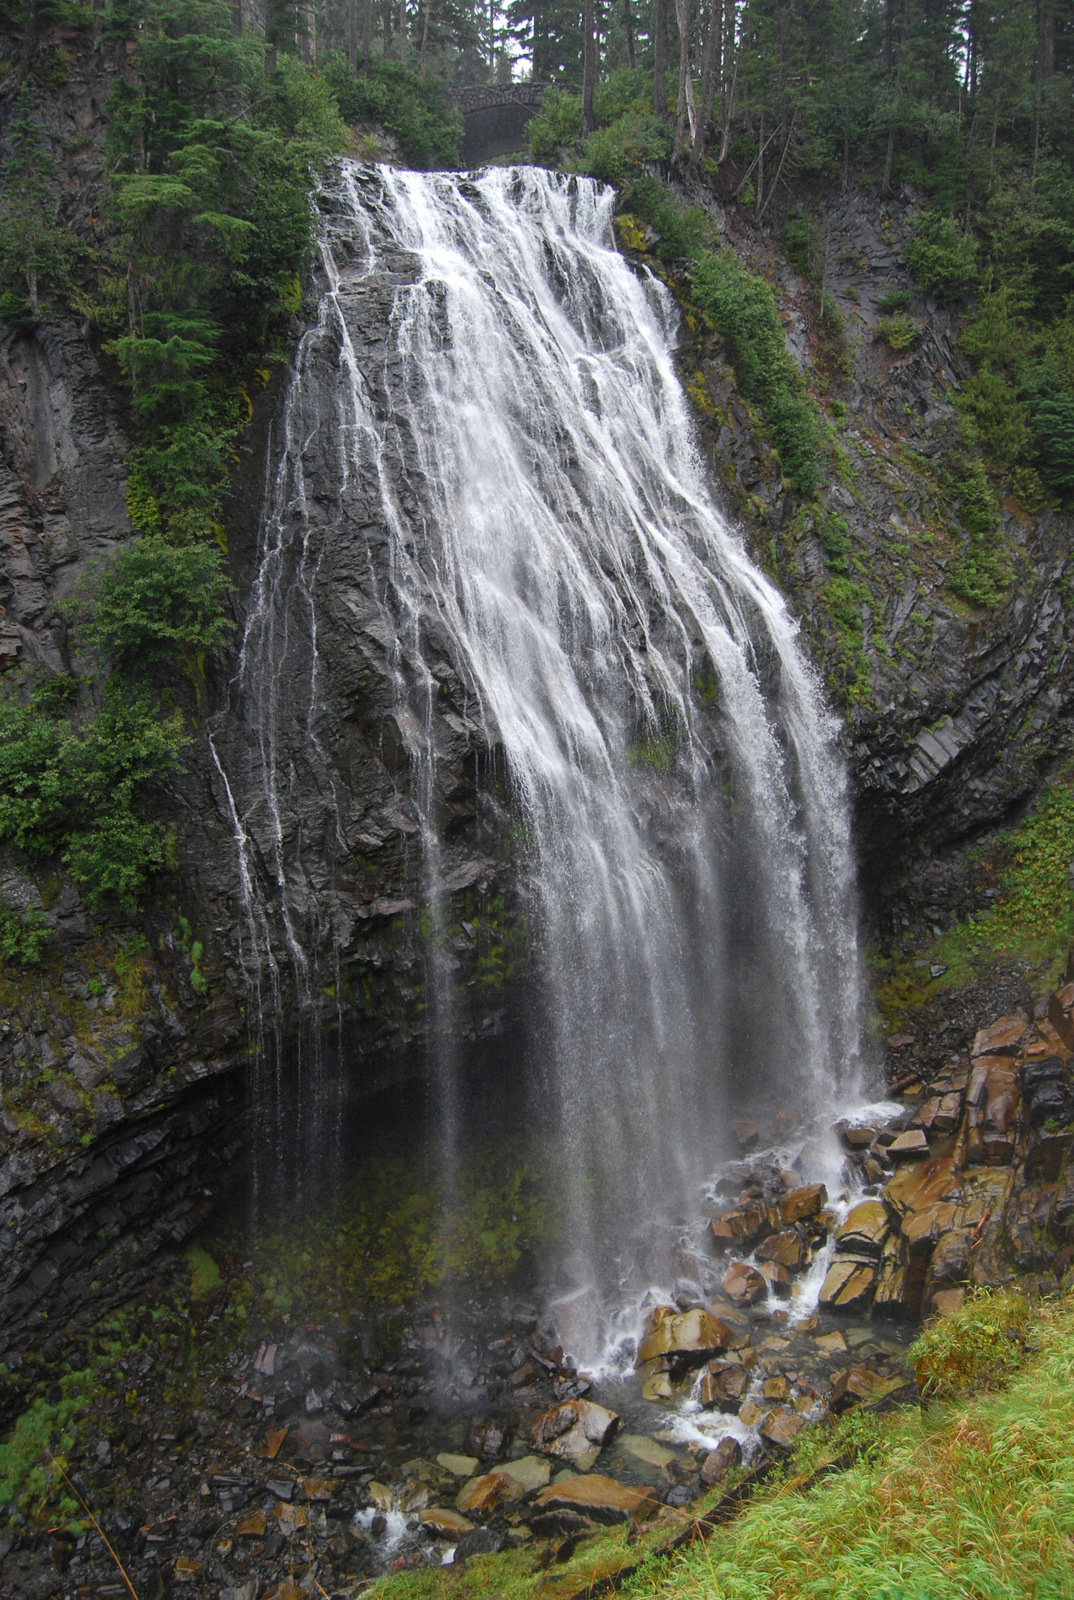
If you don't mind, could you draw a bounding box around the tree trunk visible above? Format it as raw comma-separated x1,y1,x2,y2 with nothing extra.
623,0,636,70
19,0,37,81
690,0,720,165
881,77,900,194
362,0,373,67
398,0,406,61
653,0,668,116
347,0,358,71
582,0,598,133
673,0,695,160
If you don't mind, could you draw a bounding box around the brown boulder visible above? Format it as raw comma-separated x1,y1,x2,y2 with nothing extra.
760,1408,807,1452
830,1365,900,1414
887,1130,930,1160
699,1436,742,1486
834,1200,889,1259
756,1229,804,1269
779,1184,828,1225
758,1260,790,1289
710,1202,771,1251
972,1014,1029,1058
722,1261,766,1305
529,1399,620,1471
455,1471,524,1518
697,1361,748,1411
532,1473,659,1526
420,1507,475,1539
818,1258,876,1311
637,1305,733,1368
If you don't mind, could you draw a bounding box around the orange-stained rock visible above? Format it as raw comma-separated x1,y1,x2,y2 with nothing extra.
420,1507,475,1539
722,1261,766,1305
888,1129,930,1159
235,1511,267,1538
455,1470,524,1518
636,1305,733,1367
757,1230,804,1269
698,1361,748,1411
529,1398,620,1470
818,1258,876,1311
779,1184,827,1225
760,1408,807,1451
834,1200,889,1258
532,1473,660,1525
1048,984,1074,1051
700,1436,742,1486
972,1014,1029,1058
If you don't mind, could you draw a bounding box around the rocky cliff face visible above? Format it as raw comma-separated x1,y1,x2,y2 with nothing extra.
1,55,1073,1354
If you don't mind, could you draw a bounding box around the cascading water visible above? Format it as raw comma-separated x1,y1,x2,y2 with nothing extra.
211,161,864,1362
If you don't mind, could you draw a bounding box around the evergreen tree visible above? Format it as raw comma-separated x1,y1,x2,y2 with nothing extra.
0,84,69,320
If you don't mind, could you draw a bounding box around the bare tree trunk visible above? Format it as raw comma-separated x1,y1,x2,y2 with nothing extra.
653,0,669,116
623,0,636,69
398,0,407,61
582,0,598,132
19,0,37,81
362,0,373,67
881,75,900,194
348,0,358,71
755,109,764,208
673,0,695,160
690,0,720,165
757,105,798,218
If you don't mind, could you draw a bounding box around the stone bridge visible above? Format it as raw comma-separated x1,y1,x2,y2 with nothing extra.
446,82,556,167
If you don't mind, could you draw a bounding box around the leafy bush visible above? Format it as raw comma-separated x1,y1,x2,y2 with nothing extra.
876,289,912,314
319,54,460,168
1031,380,1074,491
905,210,978,302
583,111,673,189
780,213,816,277
912,1287,1030,1401
0,681,186,912
876,313,919,350
525,86,583,165
77,535,231,673
620,174,702,261
691,249,821,495
0,902,51,966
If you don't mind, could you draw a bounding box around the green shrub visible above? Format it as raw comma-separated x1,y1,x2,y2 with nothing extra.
876,288,912,314
0,680,186,912
691,249,821,495
1031,380,1074,491
905,210,978,302
0,902,51,966
76,535,231,673
780,212,816,276
525,85,583,164
820,512,851,571
912,1287,1030,1400
620,175,703,261
319,54,460,168
583,111,674,189
876,313,919,350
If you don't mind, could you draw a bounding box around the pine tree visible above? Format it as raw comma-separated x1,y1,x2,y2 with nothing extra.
0,84,69,320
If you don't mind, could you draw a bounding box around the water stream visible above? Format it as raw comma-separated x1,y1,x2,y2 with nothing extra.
212,162,865,1367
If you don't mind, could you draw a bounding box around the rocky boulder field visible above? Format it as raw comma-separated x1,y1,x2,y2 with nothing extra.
4,965,1074,1600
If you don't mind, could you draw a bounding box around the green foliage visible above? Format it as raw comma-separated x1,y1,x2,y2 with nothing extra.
691,250,821,496
0,680,186,913
875,313,919,351
186,1245,224,1300
524,85,584,164
1032,379,1074,492
0,85,74,321
939,440,1009,608
0,902,51,967
819,512,851,572
76,536,231,673
904,211,978,303
620,175,703,262
912,1288,1030,1401
780,213,816,277
319,54,461,168
0,1373,91,1512
876,289,912,314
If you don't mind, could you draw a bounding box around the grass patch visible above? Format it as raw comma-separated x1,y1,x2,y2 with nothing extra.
912,1287,1031,1402
619,1291,1074,1600
875,772,1074,1018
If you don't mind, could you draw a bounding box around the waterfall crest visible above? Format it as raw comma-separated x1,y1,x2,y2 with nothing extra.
213,162,863,1358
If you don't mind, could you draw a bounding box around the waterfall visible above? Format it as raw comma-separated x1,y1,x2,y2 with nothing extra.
211,162,863,1360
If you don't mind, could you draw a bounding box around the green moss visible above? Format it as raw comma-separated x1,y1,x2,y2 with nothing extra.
186,1245,224,1301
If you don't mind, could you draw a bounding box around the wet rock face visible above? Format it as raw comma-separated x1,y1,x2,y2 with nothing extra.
668,182,1074,942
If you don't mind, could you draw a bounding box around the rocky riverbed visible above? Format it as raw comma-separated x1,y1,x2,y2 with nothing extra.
5,962,1074,1600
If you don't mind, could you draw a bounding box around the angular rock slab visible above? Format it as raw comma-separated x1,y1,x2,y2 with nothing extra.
779,1184,828,1225
421,1507,475,1539
455,1470,524,1518
530,1398,620,1472
760,1407,807,1452
722,1261,766,1305
835,1199,890,1258
819,1258,876,1311
637,1304,735,1365
532,1473,660,1526
700,1436,742,1485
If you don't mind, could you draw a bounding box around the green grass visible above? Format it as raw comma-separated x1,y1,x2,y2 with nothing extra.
875,772,1074,1018
621,1292,1074,1600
